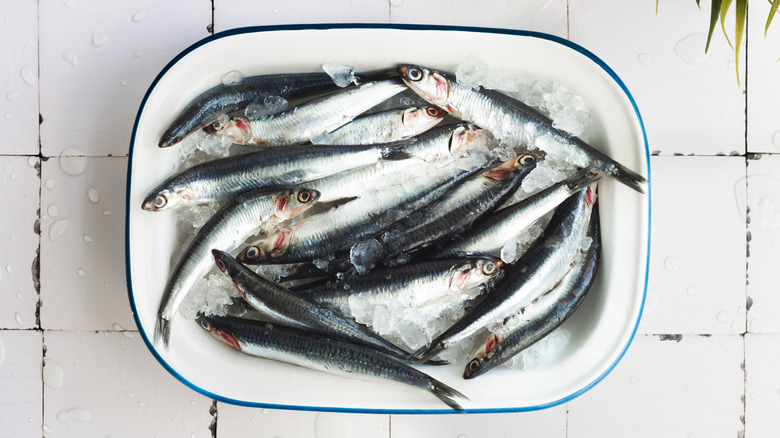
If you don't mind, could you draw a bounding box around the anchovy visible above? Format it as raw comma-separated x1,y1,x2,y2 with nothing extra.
153,188,320,350
211,249,415,363
311,106,446,145
397,65,647,193
203,79,407,146
159,72,345,147
293,258,503,315
435,167,601,259
141,143,410,212
411,184,598,363
196,313,469,412
464,202,601,378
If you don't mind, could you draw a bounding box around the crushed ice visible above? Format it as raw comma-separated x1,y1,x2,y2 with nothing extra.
322,62,359,88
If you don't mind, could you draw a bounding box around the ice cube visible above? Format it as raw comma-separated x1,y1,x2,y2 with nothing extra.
322,62,359,88
349,238,384,274
504,328,571,371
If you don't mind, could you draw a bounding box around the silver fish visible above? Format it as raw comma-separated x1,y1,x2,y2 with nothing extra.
154,187,320,350
196,313,469,412
397,64,647,193
464,200,601,378
203,79,407,146
311,106,446,145
411,184,598,363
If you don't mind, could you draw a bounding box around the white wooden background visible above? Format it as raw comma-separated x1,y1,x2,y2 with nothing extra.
1,0,778,436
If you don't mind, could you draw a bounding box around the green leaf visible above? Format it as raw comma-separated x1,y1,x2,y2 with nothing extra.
767,0,780,36
696,0,702,7
735,0,747,86
721,0,734,51
705,0,724,53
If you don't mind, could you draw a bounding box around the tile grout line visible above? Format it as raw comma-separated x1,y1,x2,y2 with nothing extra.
740,5,749,437
36,1,45,435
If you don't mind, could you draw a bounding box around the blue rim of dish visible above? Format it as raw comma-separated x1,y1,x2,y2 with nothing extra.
125,23,651,414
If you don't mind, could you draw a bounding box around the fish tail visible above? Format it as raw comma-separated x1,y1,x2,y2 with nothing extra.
409,341,444,364
154,316,172,350
380,146,411,161
429,378,469,413
568,167,603,193
608,161,647,194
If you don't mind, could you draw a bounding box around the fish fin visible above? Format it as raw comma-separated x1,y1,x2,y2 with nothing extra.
567,167,603,193
409,341,444,364
355,67,402,83
380,146,411,161
429,379,469,413
154,316,172,350
422,358,450,366
607,161,647,194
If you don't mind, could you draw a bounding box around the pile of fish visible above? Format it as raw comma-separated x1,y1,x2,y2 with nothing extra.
143,63,646,412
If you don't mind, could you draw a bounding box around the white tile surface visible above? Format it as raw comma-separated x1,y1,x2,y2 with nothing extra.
569,0,745,156
746,155,780,333
217,406,389,438
0,156,40,329
42,330,213,437
40,157,133,330
0,330,42,438
39,0,211,158
215,0,390,32
747,1,780,153
640,156,746,335
746,334,780,437
0,0,39,155
567,335,744,438
388,0,567,38
391,406,566,438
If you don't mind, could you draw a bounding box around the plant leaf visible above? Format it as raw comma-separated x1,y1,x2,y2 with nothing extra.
696,0,702,8
721,0,735,51
706,0,724,53
767,0,780,36
735,0,747,86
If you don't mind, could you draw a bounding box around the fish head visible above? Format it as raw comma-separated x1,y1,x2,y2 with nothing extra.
401,106,446,131
141,184,193,211
463,332,501,379
274,188,321,220
236,228,292,264
158,135,182,148
211,249,251,299
449,258,504,292
397,65,452,107
203,116,252,145
448,124,490,159
483,151,544,181
195,313,242,351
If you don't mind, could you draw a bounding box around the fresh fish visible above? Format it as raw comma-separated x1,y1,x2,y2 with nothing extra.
311,106,446,145
411,184,598,363
294,258,504,315
196,313,469,412
435,167,601,259
397,64,647,193
159,72,344,147
237,160,479,265
463,201,601,378
203,79,407,146
153,187,320,350
211,249,415,362
142,143,410,212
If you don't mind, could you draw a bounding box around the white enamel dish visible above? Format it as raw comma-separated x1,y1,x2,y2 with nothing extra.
126,24,650,413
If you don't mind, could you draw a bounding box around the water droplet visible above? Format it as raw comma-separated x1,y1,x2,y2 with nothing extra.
42,424,52,432
664,256,680,272
92,33,109,47
262,409,269,415
637,53,653,66
685,383,692,390
686,287,696,296
83,234,93,243
14,313,23,325
772,131,780,149
131,10,147,22
59,148,88,176
644,291,660,314
47,203,60,218
314,413,354,438
49,219,69,241
77,268,85,277
457,435,468,438
16,292,22,300
137,401,146,407
88,187,100,203
45,178,56,189
63,53,79,66
63,0,74,7
103,210,110,216
6,91,18,101
717,311,729,322
744,175,780,231
43,359,65,389
27,157,37,167
19,66,36,86
57,407,91,422
272,8,279,13
630,375,637,385
675,33,709,66
389,0,404,5
4,112,11,119
6,264,13,274
221,70,245,85
737,306,746,315
120,80,128,87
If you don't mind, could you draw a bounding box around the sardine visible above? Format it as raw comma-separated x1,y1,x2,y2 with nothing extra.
311,106,446,145
411,184,598,363
154,187,320,350
196,313,469,412
464,201,601,378
397,65,647,193
203,79,407,146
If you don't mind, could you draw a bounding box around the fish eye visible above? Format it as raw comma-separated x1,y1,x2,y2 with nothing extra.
519,154,536,166
152,194,167,209
407,68,423,81
297,189,312,203
468,359,480,371
246,246,260,260
199,318,210,330
215,257,226,272
426,106,442,117
482,261,496,275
